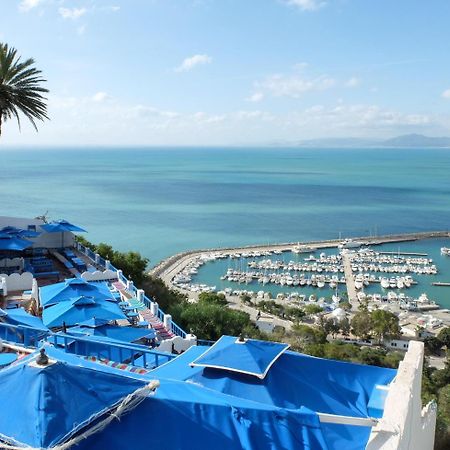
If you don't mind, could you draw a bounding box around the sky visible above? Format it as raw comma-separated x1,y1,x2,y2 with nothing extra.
1,0,450,146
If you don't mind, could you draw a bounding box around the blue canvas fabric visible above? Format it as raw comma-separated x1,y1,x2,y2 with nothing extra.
0,346,146,448
0,235,32,251
0,340,397,450
67,323,155,342
42,296,126,328
150,345,397,450
75,378,328,450
41,220,87,233
40,279,113,307
0,226,40,238
0,307,48,331
190,335,289,378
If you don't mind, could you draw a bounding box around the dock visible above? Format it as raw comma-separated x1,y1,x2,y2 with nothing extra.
431,282,450,287
151,230,449,279
378,251,428,257
341,252,359,307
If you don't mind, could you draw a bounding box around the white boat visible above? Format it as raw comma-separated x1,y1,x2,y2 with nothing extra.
441,247,450,256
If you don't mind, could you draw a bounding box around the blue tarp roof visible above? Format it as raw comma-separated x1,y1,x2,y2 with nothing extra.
39,279,113,307
67,323,155,342
151,344,397,450
0,346,145,449
0,338,398,450
41,220,87,233
0,308,48,332
42,296,126,328
0,226,40,238
190,335,289,379
0,235,33,251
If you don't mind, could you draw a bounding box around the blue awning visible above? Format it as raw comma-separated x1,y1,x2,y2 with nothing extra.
42,296,127,328
0,308,48,332
0,235,33,251
67,323,155,342
0,346,146,449
190,335,289,379
39,279,113,308
41,220,87,233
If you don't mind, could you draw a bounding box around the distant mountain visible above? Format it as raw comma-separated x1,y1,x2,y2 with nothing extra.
273,134,450,148
381,134,450,148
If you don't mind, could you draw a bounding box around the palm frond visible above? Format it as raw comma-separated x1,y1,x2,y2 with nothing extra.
0,42,49,134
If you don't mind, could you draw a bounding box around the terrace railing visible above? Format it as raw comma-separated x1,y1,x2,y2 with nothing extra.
47,332,176,369
0,322,49,348
75,242,188,339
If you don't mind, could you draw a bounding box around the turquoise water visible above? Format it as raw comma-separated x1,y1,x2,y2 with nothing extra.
1,147,450,267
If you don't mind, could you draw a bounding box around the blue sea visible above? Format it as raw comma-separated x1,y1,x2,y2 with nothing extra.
2,146,450,265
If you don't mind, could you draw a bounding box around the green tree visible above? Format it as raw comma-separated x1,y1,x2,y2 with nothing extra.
177,302,252,341
198,292,227,306
423,336,443,356
0,43,49,137
340,317,351,336
438,327,450,349
303,304,323,315
351,308,372,339
370,309,401,343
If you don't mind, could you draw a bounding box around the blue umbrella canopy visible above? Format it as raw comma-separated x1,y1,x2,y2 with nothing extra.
40,279,114,308
0,307,48,332
68,321,155,343
42,295,127,328
0,226,41,238
0,235,33,251
0,346,146,449
190,335,290,379
41,220,87,233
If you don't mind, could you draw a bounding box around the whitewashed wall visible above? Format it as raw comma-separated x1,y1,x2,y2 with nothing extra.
366,341,436,449
0,272,34,292
0,216,75,249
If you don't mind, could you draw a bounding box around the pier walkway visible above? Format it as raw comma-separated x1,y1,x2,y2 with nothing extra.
341,252,359,308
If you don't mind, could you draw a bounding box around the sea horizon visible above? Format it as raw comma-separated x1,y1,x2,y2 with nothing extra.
2,146,450,265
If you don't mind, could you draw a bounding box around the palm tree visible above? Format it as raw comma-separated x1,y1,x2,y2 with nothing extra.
0,43,49,137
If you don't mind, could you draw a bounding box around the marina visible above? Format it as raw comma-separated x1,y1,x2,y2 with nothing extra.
155,232,450,334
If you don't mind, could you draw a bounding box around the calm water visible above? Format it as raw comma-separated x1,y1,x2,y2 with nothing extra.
192,238,450,309
2,147,450,266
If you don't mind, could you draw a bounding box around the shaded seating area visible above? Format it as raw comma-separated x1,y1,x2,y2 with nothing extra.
42,295,127,328
24,256,59,279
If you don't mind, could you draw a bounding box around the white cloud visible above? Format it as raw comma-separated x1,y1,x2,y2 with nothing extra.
58,7,87,20
175,54,212,72
4,91,445,147
257,74,335,98
92,92,109,102
283,0,327,11
442,89,450,99
246,92,264,102
19,0,43,12
346,77,361,88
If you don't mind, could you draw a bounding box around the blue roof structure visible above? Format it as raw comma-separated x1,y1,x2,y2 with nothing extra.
41,220,87,233
190,335,289,379
39,279,113,307
0,235,33,251
0,338,397,450
150,343,397,449
0,226,40,238
67,322,155,343
42,296,126,328
0,346,146,449
0,307,48,332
